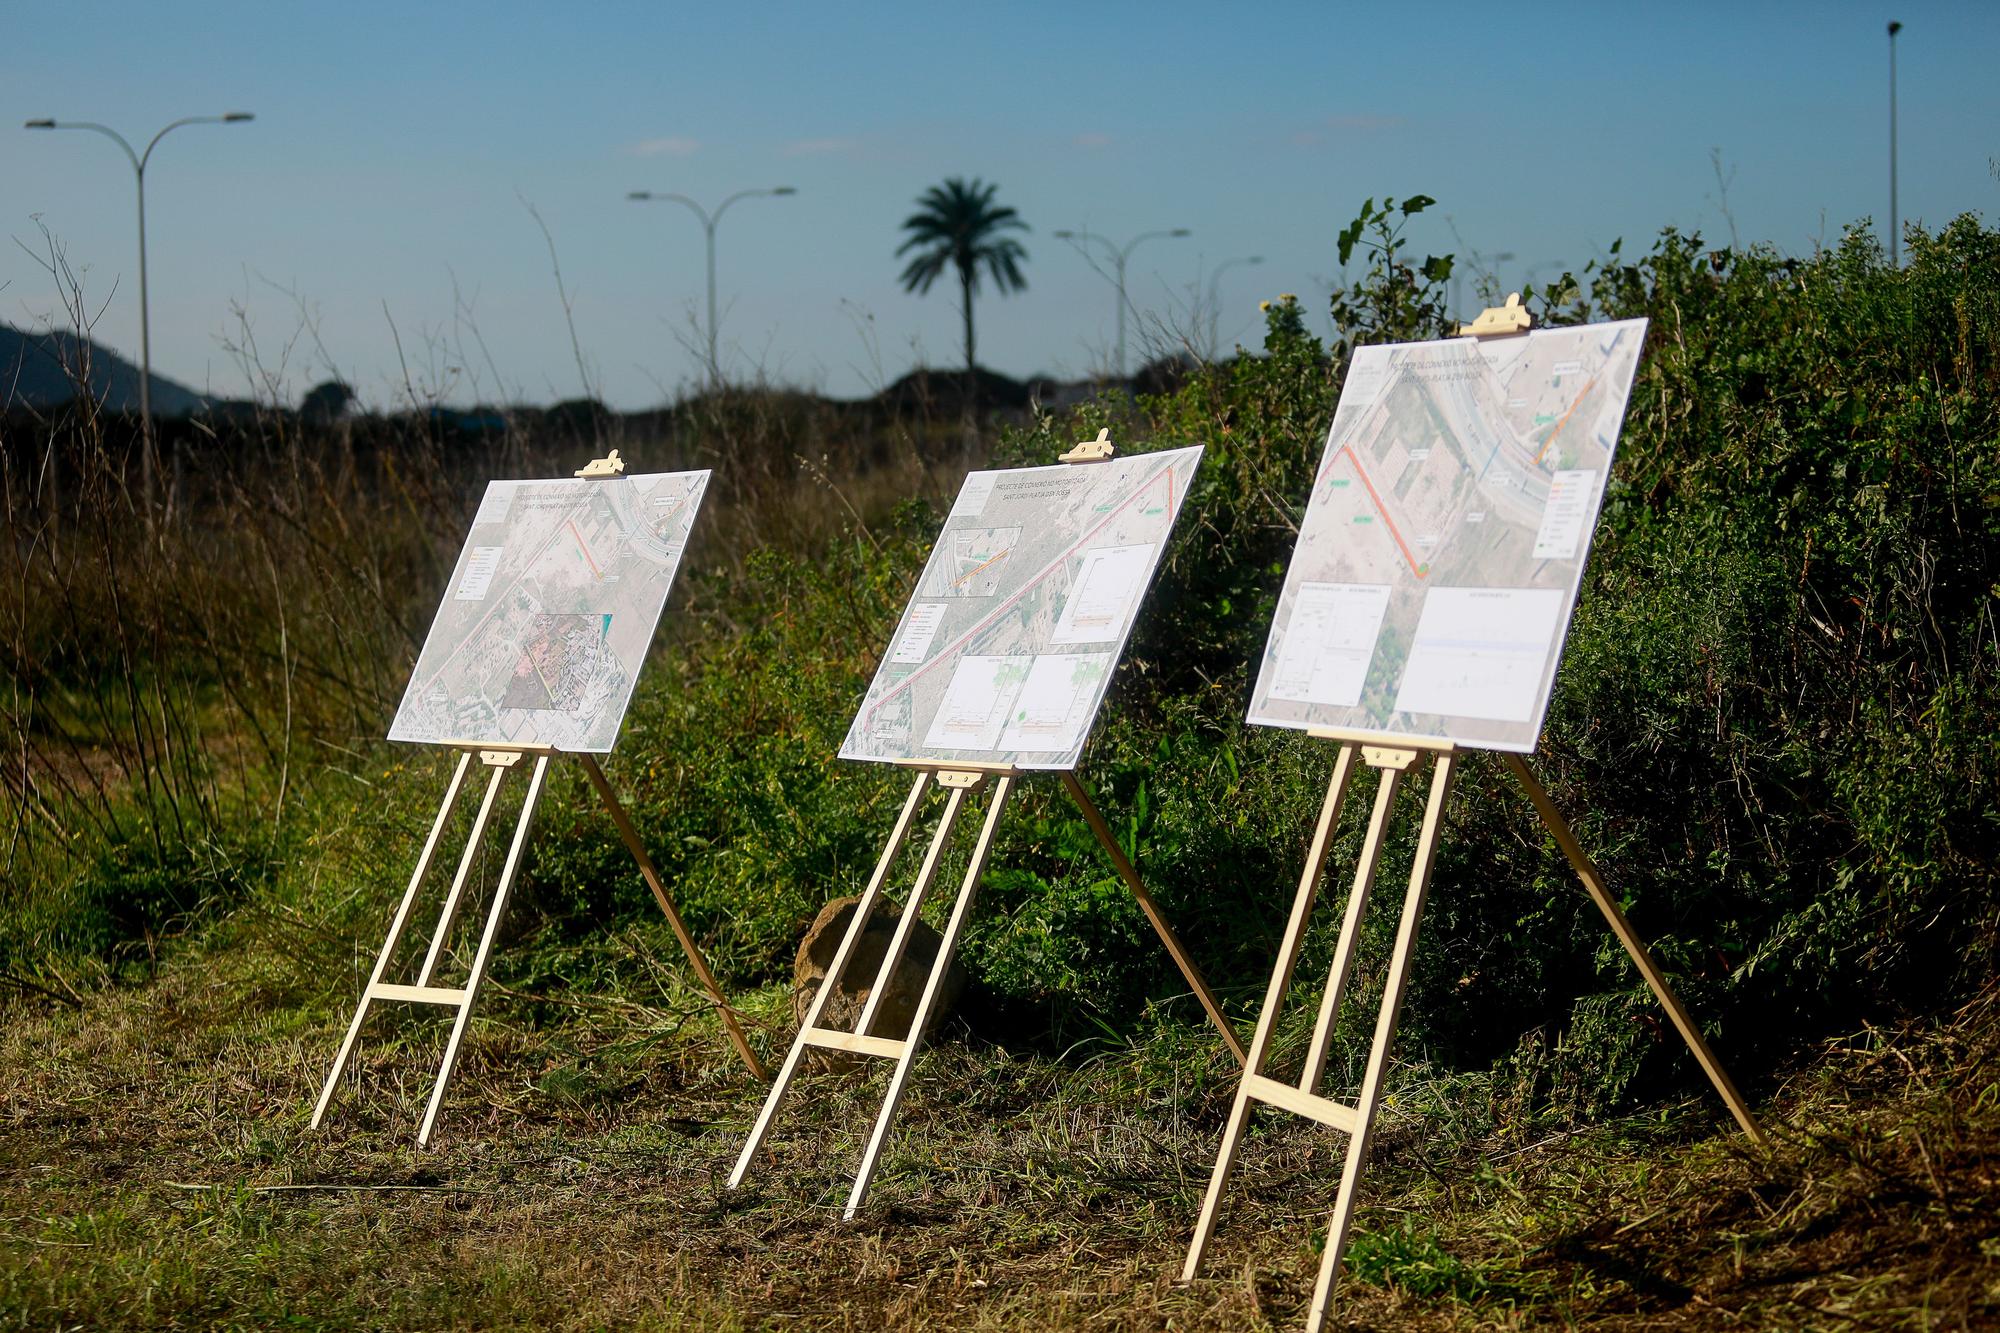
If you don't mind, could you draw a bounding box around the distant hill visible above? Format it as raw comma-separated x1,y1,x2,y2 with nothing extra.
870,365,1113,415
0,323,207,416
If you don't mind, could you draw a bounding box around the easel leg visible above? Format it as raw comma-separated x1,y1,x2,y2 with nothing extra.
846,774,1014,1218
417,754,551,1148
1307,751,1456,1332
415,761,512,986
1501,753,1764,1145
1298,761,1406,1092
1183,745,1359,1281
729,773,931,1190
576,754,768,1082
1059,771,1247,1066
312,751,475,1129
853,782,975,1037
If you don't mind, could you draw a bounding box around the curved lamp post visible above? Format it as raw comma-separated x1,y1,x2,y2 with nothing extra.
1888,20,1903,266
1053,226,1192,379
628,186,797,391
24,111,254,513
1205,254,1263,358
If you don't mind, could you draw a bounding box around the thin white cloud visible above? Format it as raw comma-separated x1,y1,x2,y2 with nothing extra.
1291,114,1405,147
628,136,701,158
782,136,860,157
1073,131,1113,149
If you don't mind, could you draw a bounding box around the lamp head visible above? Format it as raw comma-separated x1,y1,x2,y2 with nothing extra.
223,112,254,123
628,190,653,201
1170,228,1192,237
1248,255,1265,264
772,186,797,196
1888,20,1902,36
1053,229,1076,239
24,119,55,130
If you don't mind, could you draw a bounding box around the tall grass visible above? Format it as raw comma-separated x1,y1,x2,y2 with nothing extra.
0,278,997,988
4,204,1996,1124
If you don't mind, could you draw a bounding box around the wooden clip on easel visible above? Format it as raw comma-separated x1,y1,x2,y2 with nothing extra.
312,454,766,1148
729,432,1246,1218
1179,300,1763,1332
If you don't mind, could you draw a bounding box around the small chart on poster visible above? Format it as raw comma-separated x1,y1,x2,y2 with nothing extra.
840,446,1203,771
1247,319,1647,751
388,471,709,753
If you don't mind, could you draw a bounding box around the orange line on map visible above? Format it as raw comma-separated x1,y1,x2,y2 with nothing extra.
1534,375,1597,464
951,546,1012,588
567,519,604,579
1337,445,1426,579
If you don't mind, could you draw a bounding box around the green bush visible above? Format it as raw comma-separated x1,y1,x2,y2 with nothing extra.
514,207,1999,1112
8,198,1995,1124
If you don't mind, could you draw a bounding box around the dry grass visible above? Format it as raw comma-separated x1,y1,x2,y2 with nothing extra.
2,893,1995,1331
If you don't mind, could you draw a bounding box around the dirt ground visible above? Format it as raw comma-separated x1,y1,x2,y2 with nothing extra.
3,937,1997,1331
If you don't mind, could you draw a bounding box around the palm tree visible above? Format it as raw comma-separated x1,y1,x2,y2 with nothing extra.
896,177,1029,378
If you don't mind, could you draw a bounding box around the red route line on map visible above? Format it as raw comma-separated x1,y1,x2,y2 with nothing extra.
567,518,604,580
1534,375,1597,464
1322,445,1426,580
863,459,1179,723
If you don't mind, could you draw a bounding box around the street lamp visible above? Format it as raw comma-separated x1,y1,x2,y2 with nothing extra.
1205,255,1262,359
23,111,254,515
1053,226,1192,380
1887,20,1903,266
628,186,797,392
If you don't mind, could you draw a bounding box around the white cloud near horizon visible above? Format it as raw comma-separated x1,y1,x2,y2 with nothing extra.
1072,131,1112,149
627,136,701,157
1290,113,1405,147
782,136,860,156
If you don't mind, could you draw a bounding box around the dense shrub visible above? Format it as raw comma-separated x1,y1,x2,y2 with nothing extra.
526,209,2000,1109
5,202,1995,1118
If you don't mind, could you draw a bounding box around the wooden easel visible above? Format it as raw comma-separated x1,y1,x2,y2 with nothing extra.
728,430,1248,1217
1178,302,1765,1332
312,452,768,1148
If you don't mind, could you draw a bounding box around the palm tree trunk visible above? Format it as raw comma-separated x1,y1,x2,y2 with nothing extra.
960,262,976,379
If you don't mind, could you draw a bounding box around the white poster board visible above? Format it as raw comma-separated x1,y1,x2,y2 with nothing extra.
388,471,709,753
840,446,1204,771
1247,320,1647,751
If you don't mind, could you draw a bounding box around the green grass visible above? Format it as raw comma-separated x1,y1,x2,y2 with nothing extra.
2,800,1996,1330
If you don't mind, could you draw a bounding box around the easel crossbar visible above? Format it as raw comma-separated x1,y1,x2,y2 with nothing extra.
801,1027,909,1059
1180,742,1764,1332
727,771,933,1192
729,758,1244,1218
369,983,467,1007
313,744,768,1148
1243,1075,1359,1134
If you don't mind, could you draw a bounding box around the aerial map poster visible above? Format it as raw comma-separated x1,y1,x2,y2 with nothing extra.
388,471,710,753
839,446,1204,772
1247,319,1648,752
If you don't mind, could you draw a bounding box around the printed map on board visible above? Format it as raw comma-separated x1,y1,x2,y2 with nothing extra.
840,446,1203,771
1247,319,1647,751
388,471,708,753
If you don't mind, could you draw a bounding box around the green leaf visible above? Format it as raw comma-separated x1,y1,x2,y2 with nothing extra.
1338,216,1365,267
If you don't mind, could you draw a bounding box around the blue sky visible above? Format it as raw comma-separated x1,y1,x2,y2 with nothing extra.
5,1,1996,408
